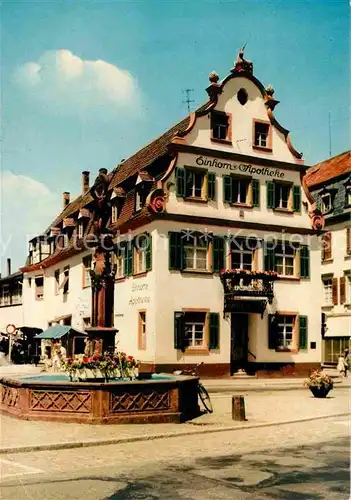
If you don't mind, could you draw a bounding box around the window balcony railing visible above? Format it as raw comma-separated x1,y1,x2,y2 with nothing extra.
220,270,278,313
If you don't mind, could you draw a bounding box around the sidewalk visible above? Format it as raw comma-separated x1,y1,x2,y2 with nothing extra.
1,386,349,455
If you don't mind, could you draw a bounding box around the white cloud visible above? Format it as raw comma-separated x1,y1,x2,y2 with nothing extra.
14,49,139,112
0,171,60,273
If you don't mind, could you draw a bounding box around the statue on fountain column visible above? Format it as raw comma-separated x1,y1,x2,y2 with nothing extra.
89,168,114,234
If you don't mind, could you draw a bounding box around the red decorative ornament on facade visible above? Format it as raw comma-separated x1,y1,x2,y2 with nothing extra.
309,210,325,231
147,189,166,214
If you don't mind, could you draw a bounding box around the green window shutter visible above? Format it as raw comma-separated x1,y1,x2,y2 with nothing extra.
175,167,185,197
185,169,194,197
300,245,310,279
145,234,152,271
252,179,260,207
209,313,220,349
223,176,233,203
264,244,275,271
268,314,278,349
293,185,301,212
124,241,133,276
174,311,185,351
169,232,183,270
208,172,216,200
299,316,308,350
212,236,225,272
267,181,275,209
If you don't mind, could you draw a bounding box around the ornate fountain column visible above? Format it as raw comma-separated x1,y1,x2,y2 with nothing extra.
85,168,117,354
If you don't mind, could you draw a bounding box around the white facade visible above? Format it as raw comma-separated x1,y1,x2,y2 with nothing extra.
13,60,327,375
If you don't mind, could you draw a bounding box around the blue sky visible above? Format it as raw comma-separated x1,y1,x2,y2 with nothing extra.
0,0,349,272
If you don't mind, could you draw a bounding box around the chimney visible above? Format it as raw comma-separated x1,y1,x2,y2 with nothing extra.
63,192,70,209
7,258,11,276
82,171,90,193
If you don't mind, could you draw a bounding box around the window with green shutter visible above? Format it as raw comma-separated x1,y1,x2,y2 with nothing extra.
264,243,275,271
209,313,220,349
300,245,310,279
212,236,225,272
252,179,260,207
174,311,185,351
266,181,275,209
298,316,308,350
145,234,152,271
124,241,133,276
175,167,185,197
169,232,184,270
293,185,301,212
268,314,278,349
208,172,216,200
223,175,233,203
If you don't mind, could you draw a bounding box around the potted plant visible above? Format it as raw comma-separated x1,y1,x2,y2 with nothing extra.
305,369,333,398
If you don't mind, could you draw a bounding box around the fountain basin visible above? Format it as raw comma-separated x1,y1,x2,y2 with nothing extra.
0,373,200,424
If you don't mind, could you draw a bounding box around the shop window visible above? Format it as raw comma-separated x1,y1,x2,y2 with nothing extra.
35,276,44,301
324,338,351,364
253,121,271,149
211,111,231,141
138,311,147,350
82,256,92,288
184,234,209,271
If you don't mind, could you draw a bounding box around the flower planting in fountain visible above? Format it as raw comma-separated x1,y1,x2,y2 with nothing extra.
62,352,139,381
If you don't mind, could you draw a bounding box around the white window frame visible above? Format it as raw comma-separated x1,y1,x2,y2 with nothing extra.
115,252,124,279
138,311,147,350
275,244,295,276
212,112,229,140
254,122,270,148
54,269,60,295
135,190,143,212
275,183,291,209
231,243,253,271
184,313,206,348
82,256,91,288
184,235,209,271
111,205,119,224
134,246,146,274
277,316,295,349
323,278,333,306
321,193,332,214
35,276,44,301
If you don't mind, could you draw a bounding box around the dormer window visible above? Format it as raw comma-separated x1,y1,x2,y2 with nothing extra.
321,193,332,214
253,120,272,150
111,204,119,224
345,185,351,208
211,111,231,142
135,189,146,212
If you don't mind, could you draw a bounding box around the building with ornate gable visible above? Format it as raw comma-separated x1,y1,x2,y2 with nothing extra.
15,50,325,376
305,151,351,365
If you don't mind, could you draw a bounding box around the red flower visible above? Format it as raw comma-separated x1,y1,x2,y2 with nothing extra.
82,357,89,363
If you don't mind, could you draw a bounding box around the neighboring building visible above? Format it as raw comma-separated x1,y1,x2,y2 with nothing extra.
0,259,23,333
305,151,351,365
20,50,323,376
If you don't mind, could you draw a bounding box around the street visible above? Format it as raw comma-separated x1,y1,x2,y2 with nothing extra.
0,415,349,499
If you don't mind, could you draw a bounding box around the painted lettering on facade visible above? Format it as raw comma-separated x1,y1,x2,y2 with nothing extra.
128,296,150,306
195,156,284,178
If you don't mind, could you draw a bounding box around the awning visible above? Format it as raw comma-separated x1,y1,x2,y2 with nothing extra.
324,315,351,338
35,325,86,340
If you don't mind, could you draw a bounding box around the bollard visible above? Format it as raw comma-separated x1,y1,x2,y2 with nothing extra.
232,395,246,421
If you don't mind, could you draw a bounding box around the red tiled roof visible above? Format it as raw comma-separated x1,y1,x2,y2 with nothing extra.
305,150,351,188
109,102,211,189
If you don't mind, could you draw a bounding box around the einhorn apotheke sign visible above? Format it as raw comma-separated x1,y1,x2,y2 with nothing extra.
195,156,285,179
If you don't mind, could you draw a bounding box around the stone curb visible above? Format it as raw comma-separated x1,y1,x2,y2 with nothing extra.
1,411,349,456
206,381,346,393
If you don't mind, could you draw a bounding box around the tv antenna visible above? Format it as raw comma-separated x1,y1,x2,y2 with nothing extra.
182,89,195,113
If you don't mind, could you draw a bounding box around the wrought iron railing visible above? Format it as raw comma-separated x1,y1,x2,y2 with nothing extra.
220,270,278,313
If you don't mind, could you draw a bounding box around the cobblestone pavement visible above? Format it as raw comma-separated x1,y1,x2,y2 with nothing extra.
0,416,349,499
1,388,349,451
